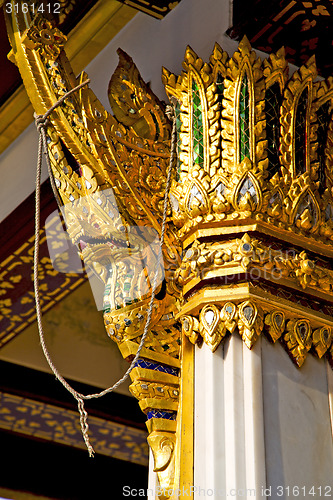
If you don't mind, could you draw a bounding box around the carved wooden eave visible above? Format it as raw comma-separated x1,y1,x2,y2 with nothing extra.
0,361,149,465
0,0,138,155
0,0,182,156
228,0,333,78
116,0,182,19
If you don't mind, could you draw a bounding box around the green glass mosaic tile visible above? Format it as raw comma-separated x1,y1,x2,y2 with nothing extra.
216,72,224,103
192,80,204,167
239,75,250,161
174,101,182,180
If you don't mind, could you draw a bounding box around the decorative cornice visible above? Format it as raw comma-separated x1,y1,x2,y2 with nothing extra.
0,391,148,464
163,39,333,246
116,0,181,19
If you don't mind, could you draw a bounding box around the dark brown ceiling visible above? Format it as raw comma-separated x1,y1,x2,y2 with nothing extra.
0,9,20,106
229,0,333,78
117,0,181,18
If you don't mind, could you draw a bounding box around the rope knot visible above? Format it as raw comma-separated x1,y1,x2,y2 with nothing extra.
165,104,175,121
34,113,49,133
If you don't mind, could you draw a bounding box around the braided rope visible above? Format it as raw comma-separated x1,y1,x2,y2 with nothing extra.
34,81,176,456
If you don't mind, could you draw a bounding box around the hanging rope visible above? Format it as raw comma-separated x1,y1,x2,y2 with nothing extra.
34,81,176,457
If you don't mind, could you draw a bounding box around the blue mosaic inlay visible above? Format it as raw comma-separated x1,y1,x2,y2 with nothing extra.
134,358,179,377
147,410,177,421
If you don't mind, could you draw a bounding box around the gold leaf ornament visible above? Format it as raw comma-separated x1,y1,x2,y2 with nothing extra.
264,311,286,343
108,49,171,141
220,302,237,334
238,301,264,348
199,304,226,352
284,319,312,367
312,326,333,358
181,315,200,345
148,433,175,472
25,16,67,58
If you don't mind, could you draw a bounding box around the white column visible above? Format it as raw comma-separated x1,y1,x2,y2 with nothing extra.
327,361,333,439
194,335,267,499
261,340,333,493
194,340,226,495
148,448,159,500
243,339,267,495
194,334,333,498
223,334,247,494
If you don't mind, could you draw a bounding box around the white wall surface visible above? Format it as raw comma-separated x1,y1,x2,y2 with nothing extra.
262,340,333,494
195,336,333,498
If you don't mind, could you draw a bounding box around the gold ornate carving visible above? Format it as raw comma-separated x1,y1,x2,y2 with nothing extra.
147,433,175,472
108,49,171,141
163,36,333,247
238,300,264,348
181,315,200,345
264,311,286,343
284,319,312,367
6,8,182,494
313,326,333,358
6,5,333,492
175,234,333,303
199,304,225,352
147,418,177,495
181,297,333,366
24,16,67,58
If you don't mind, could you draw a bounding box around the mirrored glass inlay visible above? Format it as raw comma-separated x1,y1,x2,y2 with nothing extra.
239,74,250,161
237,176,258,205
266,82,282,178
295,87,308,177
192,80,204,167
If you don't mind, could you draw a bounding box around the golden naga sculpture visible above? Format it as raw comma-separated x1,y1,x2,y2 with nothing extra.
5,4,333,495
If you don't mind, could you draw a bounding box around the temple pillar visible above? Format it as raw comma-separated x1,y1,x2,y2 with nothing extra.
261,341,333,493
194,336,266,498
193,336,333,498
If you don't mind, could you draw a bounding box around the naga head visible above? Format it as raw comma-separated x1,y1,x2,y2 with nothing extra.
30,42,183,347
61,184,168,340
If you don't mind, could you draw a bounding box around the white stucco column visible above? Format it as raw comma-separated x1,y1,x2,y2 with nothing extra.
194,335,266,499
194,335,333,499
